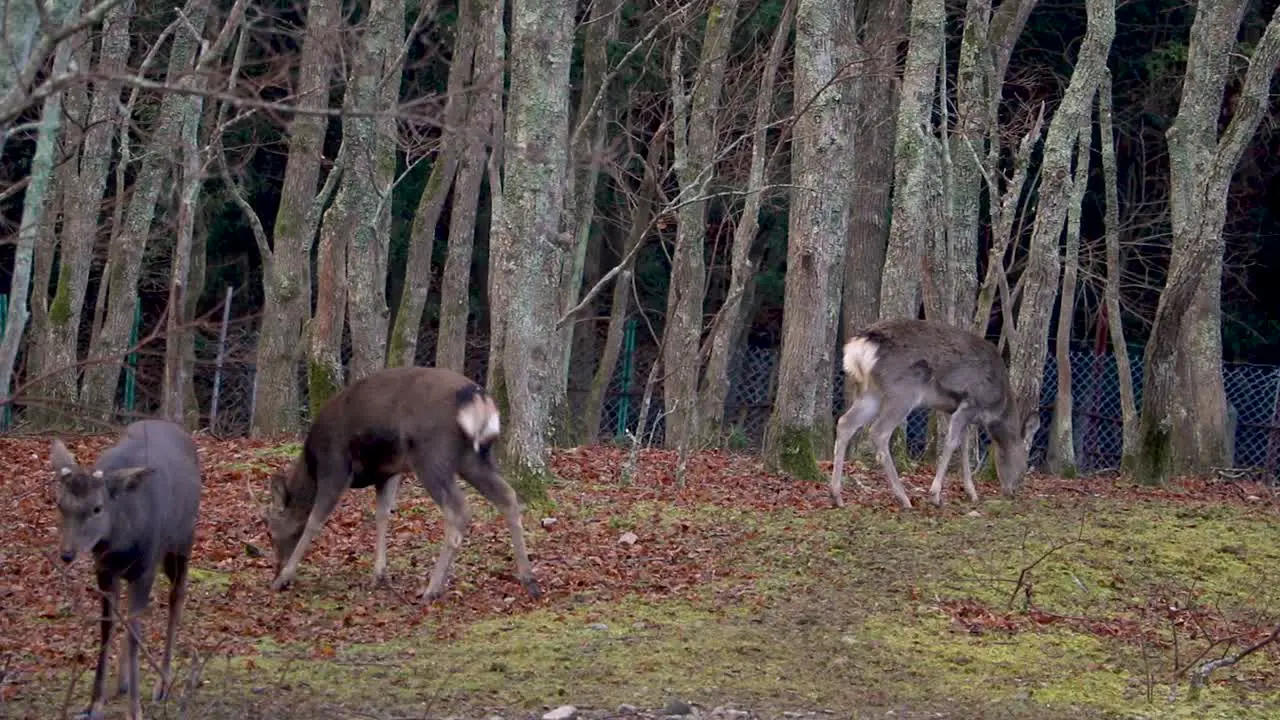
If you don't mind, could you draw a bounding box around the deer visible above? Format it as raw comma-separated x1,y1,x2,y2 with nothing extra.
830,318,1040,510
265,365,541,602
50,419,203,720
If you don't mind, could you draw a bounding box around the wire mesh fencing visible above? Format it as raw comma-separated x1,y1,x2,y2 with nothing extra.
40,307,1280,476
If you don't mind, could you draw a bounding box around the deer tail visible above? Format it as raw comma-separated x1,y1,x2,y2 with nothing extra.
842,335,879,391
456,386,501,452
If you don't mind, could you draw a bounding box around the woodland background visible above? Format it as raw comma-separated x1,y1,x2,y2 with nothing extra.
1,0,1280,500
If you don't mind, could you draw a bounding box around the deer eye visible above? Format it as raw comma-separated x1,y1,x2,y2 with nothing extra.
92,506,102,515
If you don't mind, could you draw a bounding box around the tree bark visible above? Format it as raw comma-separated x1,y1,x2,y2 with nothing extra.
81,0,208,419
492,0,575,502
1007,0,1113,421
1046,130,1089,476
1135,1,1280,483
28,1,130,427
661,0,741,452
763,0,854,477
435,0,504,373
879,0,943,321
841,0,903,406
699,0,794,442
252,0,340,435
1097,69,1138,469
344,0,406,382
0,0,81,416
389,0,476,369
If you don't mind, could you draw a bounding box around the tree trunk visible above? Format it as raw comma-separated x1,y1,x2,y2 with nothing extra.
582,117,666,445
841,0,903,407
879,0,943,321
699,0,793,443
1097,69,1138,469
1135,1,1280,483
436,0,504,373
344,0,406,382
81,0,208,419
0,0,84,417
1046,131,1089,476
1007,0,1113,420
763,0,854,477
389,0,476,369
661,0,741,452
492,0,575,502
29,2,130,427
557,0,623,430
252,0,340,435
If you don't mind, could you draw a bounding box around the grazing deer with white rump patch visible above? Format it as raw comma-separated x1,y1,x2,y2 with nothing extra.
265,366,540,602
830,318,1040,510
50,419,203,720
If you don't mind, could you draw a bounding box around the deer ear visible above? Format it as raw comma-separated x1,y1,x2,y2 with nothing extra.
106,467,151,496
269,473,289,509
1021,409,1041,444
50,439,77,474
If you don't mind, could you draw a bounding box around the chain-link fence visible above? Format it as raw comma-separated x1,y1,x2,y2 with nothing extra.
56,309,1280,475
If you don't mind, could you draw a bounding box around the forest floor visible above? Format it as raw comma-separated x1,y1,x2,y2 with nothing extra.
2,435,1280,720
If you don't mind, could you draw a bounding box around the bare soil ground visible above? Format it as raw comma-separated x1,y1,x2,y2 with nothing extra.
2,435,1279,719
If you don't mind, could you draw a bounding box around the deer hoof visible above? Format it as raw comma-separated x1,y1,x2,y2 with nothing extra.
269,574,293,592
521,577,542,599
75,709,107,720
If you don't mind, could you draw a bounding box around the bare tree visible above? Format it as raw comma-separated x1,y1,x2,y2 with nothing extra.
841,0,904,395
763,0,855,477
390,0,472,370
489,0,576,501
1135,0,1280,482
699,0,795,441
1006,0,1113,430
435,0,505,373
662,0,740,453
250,0,342,436
344,0,407,382
81,0,211,419
0,0,84,416
878,0,942,321
25,0,131,426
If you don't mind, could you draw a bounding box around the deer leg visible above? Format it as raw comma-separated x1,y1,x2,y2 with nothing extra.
372,474,401,584
929,406,974,508
416,460,471,602
831,393,881,507
868,400,916,510
153,553,189,702
271,476,348,591
123,574,156,720
86,573,119,719
959,429,980,503
459,453,540,599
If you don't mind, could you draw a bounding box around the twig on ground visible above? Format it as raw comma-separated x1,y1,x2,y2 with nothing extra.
1187,622,1280,699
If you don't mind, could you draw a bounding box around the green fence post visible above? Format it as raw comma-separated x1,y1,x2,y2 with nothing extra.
123,298,141,414
615,317,637,439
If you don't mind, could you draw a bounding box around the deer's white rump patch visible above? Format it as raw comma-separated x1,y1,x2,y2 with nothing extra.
842,336,880,389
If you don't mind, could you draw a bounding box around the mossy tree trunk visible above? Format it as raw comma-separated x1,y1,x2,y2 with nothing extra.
252,0,340,435
0,0,82,416
435,0,504,373
490,0,575,504
27,3,129,429
661,0,741,454
81,0,208,419
763,0,855,477
1135,1,1280,483
1006,0,1113,427
389,0,478,370
698,0,793,446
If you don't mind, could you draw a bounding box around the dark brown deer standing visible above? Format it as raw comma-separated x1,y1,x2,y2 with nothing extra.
265,366,540,601
51,419,203,720
831,318,1040,509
